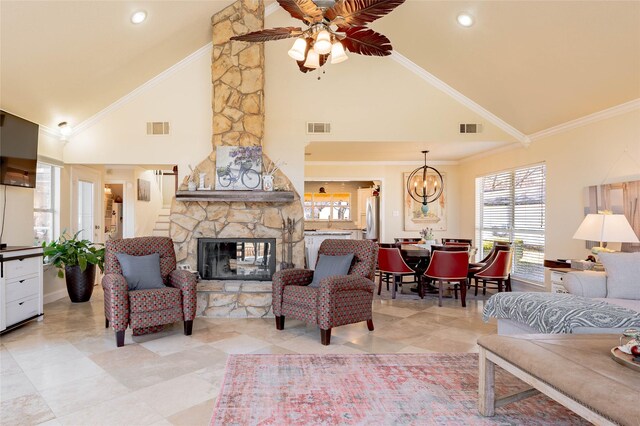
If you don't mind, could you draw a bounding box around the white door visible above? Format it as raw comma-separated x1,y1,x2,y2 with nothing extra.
71,166,102,243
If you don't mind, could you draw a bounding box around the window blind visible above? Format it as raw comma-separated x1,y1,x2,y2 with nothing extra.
475,164,546,283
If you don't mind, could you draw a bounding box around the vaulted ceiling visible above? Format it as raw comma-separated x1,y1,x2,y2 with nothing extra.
1,1,639,142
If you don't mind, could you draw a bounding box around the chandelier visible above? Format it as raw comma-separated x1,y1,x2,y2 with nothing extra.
230,0,405,73
406,151,444,215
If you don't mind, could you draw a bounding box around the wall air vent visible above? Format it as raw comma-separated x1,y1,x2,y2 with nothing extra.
307,122,331,134
459,123,482,134
147,122,170,135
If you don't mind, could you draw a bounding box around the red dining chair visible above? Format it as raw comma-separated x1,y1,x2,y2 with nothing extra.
420,250,469,307
472,249,513,296
377,246,418,299
442,238,473,246
476,241,512,265
394,238,422,244
467,242,512,288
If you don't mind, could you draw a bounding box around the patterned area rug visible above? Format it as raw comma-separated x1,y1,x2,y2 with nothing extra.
211,353,589,425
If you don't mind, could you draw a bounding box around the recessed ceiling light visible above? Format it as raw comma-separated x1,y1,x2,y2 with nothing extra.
58,122,73,140
131,10,147,24
457,13,474,27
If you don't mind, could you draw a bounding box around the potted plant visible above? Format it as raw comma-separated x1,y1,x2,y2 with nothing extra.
43,231,105,303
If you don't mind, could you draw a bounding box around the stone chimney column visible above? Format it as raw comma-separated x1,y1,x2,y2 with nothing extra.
211,0,264,148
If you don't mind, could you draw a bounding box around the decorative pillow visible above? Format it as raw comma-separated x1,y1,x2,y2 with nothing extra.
309,254,354,288
599,252,640,300
116,253,165,291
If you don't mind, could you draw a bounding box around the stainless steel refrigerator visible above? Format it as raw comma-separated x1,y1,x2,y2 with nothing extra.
364,196,380,240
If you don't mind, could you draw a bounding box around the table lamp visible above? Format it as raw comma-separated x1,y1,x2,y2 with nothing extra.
573,213,640,254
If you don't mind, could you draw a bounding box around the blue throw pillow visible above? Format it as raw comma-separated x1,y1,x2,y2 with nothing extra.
309,253,354,288
115,253,165,291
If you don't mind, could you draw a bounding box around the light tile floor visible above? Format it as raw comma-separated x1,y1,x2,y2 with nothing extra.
0,284,498,425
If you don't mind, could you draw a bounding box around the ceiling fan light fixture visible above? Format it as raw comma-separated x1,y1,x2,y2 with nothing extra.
288,38,307,61
457,13,474,27
304,49,320,69
313,29,332,55
330,41,348,64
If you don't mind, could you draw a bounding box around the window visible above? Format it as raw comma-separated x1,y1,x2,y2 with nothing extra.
34,162,61,245
304,192,351,221
475,164,546,284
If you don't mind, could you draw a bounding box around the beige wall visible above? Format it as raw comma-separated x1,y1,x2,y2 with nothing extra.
458,109,640,266
133,169,164,237
1,185,34,246
63,52,212,185
305,163,462,243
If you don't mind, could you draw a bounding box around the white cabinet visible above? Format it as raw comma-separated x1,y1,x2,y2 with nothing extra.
550,269,569,294
1,247,44,333
304,232,351,269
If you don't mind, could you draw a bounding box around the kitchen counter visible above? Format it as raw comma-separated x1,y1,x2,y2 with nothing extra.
304,230,352,236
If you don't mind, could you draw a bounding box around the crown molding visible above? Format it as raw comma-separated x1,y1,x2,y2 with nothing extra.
305,160,458,166
72,43,212,136
390,51,527,145
458,142,522,164
39,125,59,138
264,2,280,16
528,98,640,142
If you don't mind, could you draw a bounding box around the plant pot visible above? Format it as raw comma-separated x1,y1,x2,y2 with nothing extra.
65,264,96,303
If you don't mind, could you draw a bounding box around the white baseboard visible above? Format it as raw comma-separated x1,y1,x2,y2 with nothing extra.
44,289,67,305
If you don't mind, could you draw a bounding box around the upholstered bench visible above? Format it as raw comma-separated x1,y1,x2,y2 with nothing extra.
477,334,640,425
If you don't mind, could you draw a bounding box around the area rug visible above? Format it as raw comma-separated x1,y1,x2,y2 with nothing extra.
210,353,589,425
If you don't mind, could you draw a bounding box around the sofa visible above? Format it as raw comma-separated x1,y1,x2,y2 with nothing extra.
484,252,640,335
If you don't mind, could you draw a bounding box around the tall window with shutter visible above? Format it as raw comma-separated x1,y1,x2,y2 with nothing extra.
33,162,61,245
475,164,546,284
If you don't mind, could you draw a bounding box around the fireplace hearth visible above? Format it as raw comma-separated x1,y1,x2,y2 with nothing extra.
198,238,276,281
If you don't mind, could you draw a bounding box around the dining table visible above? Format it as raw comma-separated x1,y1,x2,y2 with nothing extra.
399,244,439,295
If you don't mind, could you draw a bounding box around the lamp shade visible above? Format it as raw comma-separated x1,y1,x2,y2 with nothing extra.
287,38,307,61
330,41,348,64
573,214,640,243
303,49,320,69
313,30,332,55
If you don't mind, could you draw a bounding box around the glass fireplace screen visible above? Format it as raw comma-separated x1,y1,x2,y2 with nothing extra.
197,238,276,281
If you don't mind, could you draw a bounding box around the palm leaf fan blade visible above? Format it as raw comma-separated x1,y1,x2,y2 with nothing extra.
277,0,324,23
341,27,392,56
230,27,303,42
326,0,405,28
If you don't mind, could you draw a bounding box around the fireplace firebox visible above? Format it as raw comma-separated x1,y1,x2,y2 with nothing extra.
198,238,276,281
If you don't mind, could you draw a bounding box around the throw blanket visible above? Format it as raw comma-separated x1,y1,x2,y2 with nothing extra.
483,292,640,334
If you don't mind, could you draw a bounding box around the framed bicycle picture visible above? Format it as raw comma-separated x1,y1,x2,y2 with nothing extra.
215,146,262,190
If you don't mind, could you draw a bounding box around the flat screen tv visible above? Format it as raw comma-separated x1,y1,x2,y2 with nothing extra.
0,110,39,188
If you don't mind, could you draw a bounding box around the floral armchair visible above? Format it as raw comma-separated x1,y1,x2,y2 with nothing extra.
102,237,197,347
272,239,378,345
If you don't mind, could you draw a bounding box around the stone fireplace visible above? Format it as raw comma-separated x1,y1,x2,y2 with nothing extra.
169,0,304,318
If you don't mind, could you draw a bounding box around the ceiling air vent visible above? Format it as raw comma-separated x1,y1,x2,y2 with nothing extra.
307,122,331,134
147,122,170,135
459,123,482,134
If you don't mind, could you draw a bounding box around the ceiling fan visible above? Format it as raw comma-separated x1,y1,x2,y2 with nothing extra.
230,0,405,73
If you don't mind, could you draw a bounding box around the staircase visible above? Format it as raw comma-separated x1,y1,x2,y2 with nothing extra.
152,208,171,237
